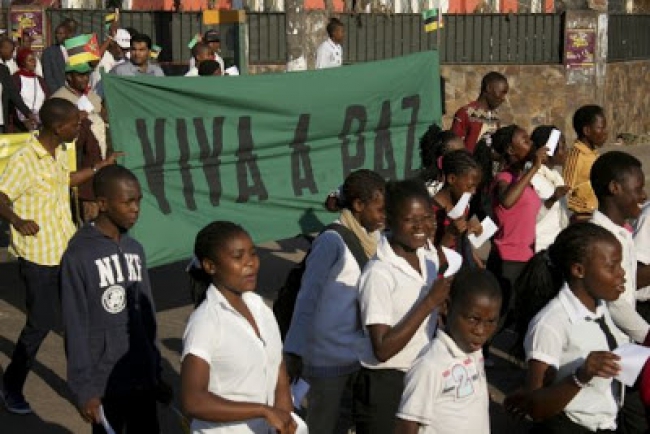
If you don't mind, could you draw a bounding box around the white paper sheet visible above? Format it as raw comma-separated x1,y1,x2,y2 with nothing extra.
468,216,498,249
442,246,463,277
447,192,471,219
291,378,310,409
77,95,95,113
292,412,309,434
613,343,650,386
225,66,240,76
99,405,116,434
545,129,561,156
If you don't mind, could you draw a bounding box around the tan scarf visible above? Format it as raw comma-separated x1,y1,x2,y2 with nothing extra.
339,208,378,259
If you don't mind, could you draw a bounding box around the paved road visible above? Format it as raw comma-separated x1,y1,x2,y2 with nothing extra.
0,143,646,433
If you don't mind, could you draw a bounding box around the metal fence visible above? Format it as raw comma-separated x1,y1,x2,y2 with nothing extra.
46,9,239,68
608,13,650,62
248,12,564,65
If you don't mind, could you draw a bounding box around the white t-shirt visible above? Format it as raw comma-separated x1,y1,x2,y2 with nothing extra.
315,38,342,69
17,75,45,121
525,284,629,432
531,165,569,252
634,202,650,301
397,330,489,434
591,210,650,342
357,235,439,371
182,285,283,433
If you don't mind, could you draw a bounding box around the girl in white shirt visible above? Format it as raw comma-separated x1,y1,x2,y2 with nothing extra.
505,223,627,433
530,125,570,252
181,221,297,434
354,179,451,434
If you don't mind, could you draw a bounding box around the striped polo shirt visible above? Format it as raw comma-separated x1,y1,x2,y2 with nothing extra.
0,135,76,266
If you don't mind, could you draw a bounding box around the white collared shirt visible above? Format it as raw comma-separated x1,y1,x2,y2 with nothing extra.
397,330,489,434
531,165,569,252
634,202,650,301
525,284,629,432
189,52,224,73
591,210,650,342
182,285,282,433
357,235,439,371
315,38,342,69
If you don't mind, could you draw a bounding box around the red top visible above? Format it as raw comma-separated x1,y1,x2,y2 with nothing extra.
451,101,500,153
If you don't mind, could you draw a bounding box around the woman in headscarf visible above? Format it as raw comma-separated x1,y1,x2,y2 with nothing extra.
12,48,48,131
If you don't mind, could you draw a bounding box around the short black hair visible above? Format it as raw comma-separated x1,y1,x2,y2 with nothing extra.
573,105,605,138
441,149,479,177
530,125,559,150
590,151,642,199
480,71,507,93
449,269,502,311
93,165,139,199
326,18,344,37
385,179,430,227
340,169,385,209
198,60,221,76
131,33,152,49
490,124,519,158
39,98,77,130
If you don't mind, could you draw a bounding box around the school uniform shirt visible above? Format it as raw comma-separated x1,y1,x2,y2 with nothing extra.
182,284,283,433
492,170,541,262
525,284,629,432
315,38,342,69
397,330,489,434
591,210,650,343
634,202,650,301
357,234,439,372
531,165,569,252
185,66,199,77
564,140,599,214
284,224,372,377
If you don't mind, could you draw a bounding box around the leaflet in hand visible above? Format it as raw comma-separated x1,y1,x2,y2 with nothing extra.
99,405,116,434
442,246,463,277
545,129,561,156
468,216,498,249
447,192,471,219
291,378,310,409
613,343,650,386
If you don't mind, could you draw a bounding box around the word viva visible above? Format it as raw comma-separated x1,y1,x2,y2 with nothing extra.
136,95,423,214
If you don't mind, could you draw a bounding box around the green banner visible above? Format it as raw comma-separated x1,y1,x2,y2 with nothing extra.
103,51,441,268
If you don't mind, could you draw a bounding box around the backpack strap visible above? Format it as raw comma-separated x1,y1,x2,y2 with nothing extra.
323,223,369,271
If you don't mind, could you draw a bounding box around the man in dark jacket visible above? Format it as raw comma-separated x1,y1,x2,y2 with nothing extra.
0,63,35,132
60,165,171,433
41,24,69,95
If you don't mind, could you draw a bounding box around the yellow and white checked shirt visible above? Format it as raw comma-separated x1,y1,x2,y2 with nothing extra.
0,135,76,266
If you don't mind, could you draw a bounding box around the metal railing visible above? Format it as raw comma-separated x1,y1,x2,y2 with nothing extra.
608,13,650,62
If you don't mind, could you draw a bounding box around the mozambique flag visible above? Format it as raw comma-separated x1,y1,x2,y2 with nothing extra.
423,8,443,32
65,34,101,66
150,44,162,59
104,12,116,31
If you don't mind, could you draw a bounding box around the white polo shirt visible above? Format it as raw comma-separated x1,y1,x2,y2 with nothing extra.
633,202,650,301
357,235,439,372
397,330,489,434
315,38,342,69
531,165,569,252
525,284,629,432
591,210,650,342
182,285,283,433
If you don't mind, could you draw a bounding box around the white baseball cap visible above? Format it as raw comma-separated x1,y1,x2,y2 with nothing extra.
114,29,131,49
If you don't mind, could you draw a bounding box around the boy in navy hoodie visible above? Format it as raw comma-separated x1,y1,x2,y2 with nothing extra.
61,165,171,433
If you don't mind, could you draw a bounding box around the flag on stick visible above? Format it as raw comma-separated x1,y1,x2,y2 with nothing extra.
64,34,101,66
423,8,443,32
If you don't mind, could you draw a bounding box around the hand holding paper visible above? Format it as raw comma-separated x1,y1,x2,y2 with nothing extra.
441,246,463,277
468,216,498,249
613,343,650,386
545,129,561,157
447,192,471,219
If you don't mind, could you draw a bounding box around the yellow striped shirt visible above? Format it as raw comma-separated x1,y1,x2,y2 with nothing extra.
0,135,76,265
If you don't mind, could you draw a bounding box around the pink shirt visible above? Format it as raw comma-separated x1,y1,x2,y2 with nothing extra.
492,171,541,262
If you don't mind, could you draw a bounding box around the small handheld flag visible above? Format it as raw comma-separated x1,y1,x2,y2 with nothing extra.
187,35,199,49
104,13,116,32
65,34,101,66
150,44,162,59
422,8,443,32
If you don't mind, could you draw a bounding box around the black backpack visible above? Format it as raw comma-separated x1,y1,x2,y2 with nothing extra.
273,223,369,340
